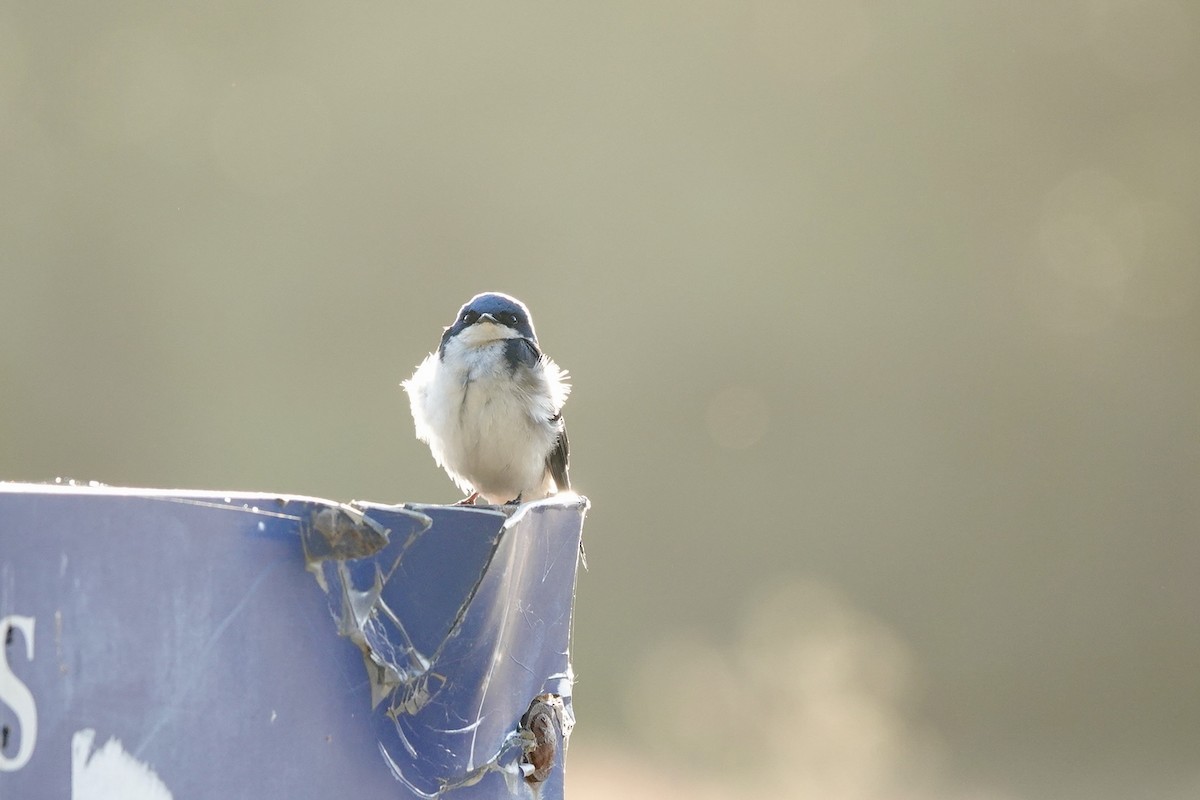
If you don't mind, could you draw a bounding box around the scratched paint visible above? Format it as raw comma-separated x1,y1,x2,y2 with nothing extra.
307,497,586,797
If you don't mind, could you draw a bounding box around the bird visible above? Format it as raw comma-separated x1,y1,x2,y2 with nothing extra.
402,292,571,505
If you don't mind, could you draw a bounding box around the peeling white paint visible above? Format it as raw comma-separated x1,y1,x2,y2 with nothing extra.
72,729,173,800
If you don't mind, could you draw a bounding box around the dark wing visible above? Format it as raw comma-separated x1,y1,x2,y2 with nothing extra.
546,421,570,493
548,418,582,566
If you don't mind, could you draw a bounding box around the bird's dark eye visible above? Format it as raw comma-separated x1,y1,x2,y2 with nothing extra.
498,312,517,326
462,310,480,324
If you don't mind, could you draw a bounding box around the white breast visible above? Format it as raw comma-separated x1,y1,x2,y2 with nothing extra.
403,335,568,504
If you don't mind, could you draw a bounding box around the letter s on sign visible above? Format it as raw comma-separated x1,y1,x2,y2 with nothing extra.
0,616,36,772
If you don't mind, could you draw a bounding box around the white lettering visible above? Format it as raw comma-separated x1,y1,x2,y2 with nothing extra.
0,615,37,771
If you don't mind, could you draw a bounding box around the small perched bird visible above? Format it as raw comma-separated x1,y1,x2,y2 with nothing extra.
402,292,571,505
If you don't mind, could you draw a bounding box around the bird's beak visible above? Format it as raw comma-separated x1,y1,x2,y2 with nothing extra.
477,313,498,324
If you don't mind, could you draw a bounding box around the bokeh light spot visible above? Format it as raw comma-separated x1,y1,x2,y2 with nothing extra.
705,386,769,450
617,579,950,800
1032,168,1198,333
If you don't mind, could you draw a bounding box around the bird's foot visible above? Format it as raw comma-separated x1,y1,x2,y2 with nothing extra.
505,493,523,506
455,492,480,506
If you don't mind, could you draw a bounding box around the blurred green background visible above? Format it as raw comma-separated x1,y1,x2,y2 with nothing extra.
2,2,1198,798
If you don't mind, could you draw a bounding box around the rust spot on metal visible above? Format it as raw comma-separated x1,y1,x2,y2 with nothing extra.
520,694,559,784
306,507,390,561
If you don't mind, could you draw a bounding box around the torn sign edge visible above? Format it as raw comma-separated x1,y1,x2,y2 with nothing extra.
378,692,575,800
319,494,589,798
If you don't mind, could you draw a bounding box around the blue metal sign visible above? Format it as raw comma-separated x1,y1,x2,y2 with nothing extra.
0,483,587,798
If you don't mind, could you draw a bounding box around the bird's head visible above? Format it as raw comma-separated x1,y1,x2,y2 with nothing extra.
440,292,538,353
